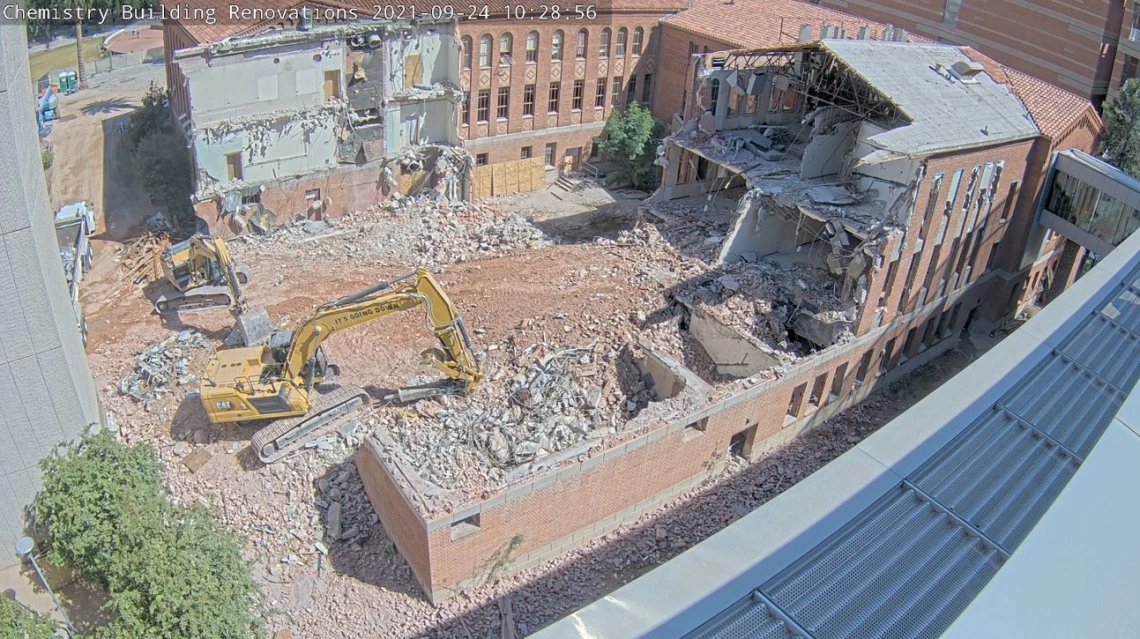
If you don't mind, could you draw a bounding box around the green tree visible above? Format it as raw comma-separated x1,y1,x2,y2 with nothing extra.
596,102,666,191
1103,78,1140,178
33,431,263,639
123,84,195,225
0,597,58,639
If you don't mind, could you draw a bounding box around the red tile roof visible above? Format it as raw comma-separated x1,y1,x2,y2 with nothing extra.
662,0,908,48
1004,68,1101,143
168,0,690,45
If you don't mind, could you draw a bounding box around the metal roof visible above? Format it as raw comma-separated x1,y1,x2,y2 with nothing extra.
533,210,1140,638
819,41,1040,156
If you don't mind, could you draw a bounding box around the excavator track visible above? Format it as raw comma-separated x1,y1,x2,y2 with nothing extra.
250,385,370,464
154,285,235,314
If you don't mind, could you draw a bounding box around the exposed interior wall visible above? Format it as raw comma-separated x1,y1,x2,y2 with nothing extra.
386,100,455,150
193,116,340,186
686,304,781,376
801,120,858,180
181,39,344,126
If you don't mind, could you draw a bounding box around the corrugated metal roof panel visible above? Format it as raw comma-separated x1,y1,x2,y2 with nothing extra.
1058,315,1140,390
910,408,1078,551
998,353,1121,457
1095,284,1140,337
762,486,1003,639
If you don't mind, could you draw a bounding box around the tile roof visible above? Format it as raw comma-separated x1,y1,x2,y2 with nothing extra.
1003,68,1101,143
169,0,690,45
820,40,1039,155
662,0,908,49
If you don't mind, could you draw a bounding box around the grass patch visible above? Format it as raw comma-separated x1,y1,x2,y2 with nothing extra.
28,36,105,83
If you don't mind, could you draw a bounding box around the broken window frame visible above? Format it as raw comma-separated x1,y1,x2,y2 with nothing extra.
576,29,589,59
595,77,607,108
478,34,492,68
497,86,510,119
523,84,536,116
548,81,561,113
476,89,490,122
462,36,473,69
599,28,611,58
499,33,513,65
572,79,584,110
632,27,643,55
551,30,564,61
526,31,539,63
616,28,627,56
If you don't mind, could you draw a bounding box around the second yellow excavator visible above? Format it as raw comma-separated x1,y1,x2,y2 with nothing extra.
198,268,482,463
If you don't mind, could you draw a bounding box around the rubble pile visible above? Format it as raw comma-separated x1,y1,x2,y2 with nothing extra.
379,341,636,495
683,259,856,354
233,199,549,268
118,330,206,402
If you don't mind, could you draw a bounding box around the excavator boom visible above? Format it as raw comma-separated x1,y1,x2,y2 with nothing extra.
199,267,482,463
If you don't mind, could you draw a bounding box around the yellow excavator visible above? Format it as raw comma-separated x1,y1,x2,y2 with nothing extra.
199,268,482,463
155,235,272,346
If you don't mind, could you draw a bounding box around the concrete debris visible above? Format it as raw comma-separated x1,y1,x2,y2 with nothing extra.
118,330,206,402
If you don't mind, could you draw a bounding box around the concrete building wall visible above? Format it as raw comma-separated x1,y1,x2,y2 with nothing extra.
192,114,341,186
0,23,101,564
651,26,732,125
817,0,1124,104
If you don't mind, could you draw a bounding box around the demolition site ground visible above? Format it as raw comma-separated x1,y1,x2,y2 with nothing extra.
77,180,982,637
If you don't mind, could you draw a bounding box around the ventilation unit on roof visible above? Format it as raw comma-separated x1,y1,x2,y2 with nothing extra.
950,60,986,83
798,24,813,43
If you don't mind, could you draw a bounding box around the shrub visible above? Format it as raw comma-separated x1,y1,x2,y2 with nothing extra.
33,431,263,639
597,103,666,191
0,597,57,639
40,149,52,170
123,82,173,154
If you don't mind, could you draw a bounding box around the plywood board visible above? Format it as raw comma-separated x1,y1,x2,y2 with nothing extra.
473,165,493,200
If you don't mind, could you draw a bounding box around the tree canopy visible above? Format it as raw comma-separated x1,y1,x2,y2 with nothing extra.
1102,78,1140,179
597,102,666,191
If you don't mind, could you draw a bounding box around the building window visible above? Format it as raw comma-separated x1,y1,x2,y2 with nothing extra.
526,31,538,62
1001,180,1020,222
923,173,944,228
944,168,964,217
612,76,623,106
709,78,720,113
595,77,607,107
987,240,1002,270
942,0,962,27
500,33,513,65
616,28,627,56
572,79,584,110
830,362,848,398
590,139,600,158
475,153,488,166
642,73,653,104
461,36,472,69
477,89,490,122
521,146,532,159
450,513,481,541
551,30,564,61
225,152,243,181
787,383,807,418
899,256,921,313
462,91,470,125
478,35,492,67
545,142,557,168
688,41,698,57
548,81,561,112
576,29,588,59
497,87,510,119
1124,55,1140,87
523,84,536,116
627,76,637,106
599,28,611,58
632,27,643,55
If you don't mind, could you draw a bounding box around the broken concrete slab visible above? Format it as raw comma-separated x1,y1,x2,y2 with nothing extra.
182,448,212,473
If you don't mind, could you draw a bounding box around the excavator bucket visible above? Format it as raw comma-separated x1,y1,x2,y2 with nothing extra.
236,306,273,346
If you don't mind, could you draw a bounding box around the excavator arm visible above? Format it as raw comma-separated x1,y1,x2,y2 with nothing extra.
282,268,482,392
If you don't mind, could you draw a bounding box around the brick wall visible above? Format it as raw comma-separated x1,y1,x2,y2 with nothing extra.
356,272,992,601
651,25,733,124
817,0,1124,103
457,17,663,169
357,439,432,588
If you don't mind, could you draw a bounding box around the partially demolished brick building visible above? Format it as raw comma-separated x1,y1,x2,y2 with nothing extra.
354,38,1102,602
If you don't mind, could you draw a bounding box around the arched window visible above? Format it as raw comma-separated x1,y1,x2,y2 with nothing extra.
648,26,659,54
616,28,627,56
526,31,539,63
551,30,564,61
709,78,720,114
599,28,611,58
576,28,588,59
461,36,472,69
632,27,644,55
499,32,513,64
478,34,492,67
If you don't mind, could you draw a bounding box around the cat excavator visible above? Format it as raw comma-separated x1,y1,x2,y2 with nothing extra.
155,235,272,346
198,268,482,463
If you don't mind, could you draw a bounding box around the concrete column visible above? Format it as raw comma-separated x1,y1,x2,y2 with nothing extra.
0,22,100,565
